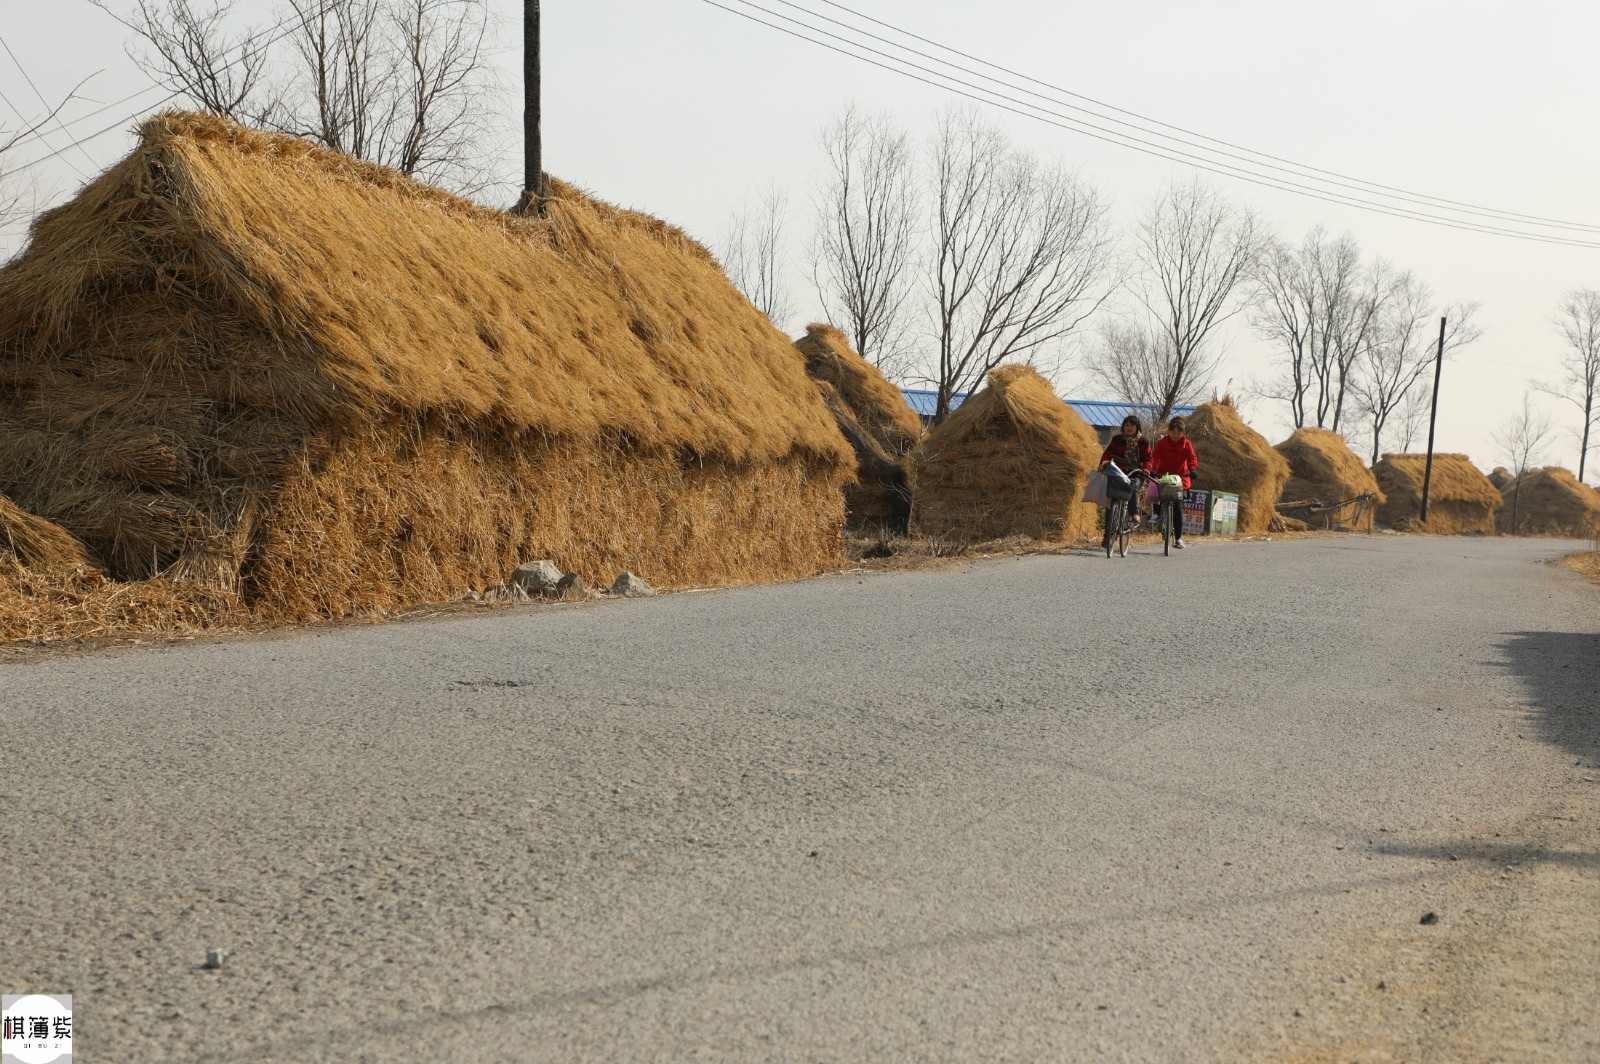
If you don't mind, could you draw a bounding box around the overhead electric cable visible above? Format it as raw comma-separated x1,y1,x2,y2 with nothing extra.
8,0,345,175
696,0,1600,249
804,0,1600,233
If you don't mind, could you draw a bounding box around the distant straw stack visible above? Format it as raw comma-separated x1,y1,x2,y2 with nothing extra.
1496,466,1600,536
1186,402,1290,534
1274,427,1384,530
910,365,1101,543
1372,454,1500,533
794,323,921,532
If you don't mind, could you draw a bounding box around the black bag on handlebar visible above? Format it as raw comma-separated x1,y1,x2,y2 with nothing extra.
1103,466,1134,501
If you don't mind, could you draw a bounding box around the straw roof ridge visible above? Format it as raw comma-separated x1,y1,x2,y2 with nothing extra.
0,111,846,466
793,323,921,457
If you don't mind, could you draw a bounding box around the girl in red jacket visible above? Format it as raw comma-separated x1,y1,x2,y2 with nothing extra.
1150,415,1200,548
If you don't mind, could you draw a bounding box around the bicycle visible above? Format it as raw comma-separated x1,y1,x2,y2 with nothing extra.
1153,474,1186,556
1102,468,1151,558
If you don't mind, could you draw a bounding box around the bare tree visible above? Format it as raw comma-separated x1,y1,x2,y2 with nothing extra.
810,104,919,381
90,0,277,123
1492,392,1555,534
1254,227,1390,432
1087,319,1200,425
1125,178,1262,427
97,0,497,190
1348,278,1483,465
926,108,1113,420
1390,384,1432,453
722,183,792,326
1539,289,1600,483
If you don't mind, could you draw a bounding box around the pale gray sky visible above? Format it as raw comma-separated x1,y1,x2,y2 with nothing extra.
4,0,1598,480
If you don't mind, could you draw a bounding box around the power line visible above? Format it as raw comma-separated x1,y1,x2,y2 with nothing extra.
802,0,1600,234
0,36,95,177
6,0,346,176
696,0,1600,250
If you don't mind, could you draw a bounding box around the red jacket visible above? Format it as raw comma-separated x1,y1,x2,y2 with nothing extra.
1151,434,1199,487
1100,433,1152,474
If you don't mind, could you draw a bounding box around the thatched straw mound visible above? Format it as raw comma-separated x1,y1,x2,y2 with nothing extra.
0,492,94,571
1186,402,1290,534
1496,466,1600,536
0,113,852,622
1274,427,1384,530
910,365,1100,543
1372,454,1500,533
1488,466,1513,491
794,324,919,532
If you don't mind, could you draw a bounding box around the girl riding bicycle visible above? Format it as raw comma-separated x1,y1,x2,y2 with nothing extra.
1099,416,1153,551
1150,415,1199,548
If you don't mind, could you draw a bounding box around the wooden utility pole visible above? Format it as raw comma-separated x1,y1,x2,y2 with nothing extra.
1419,315,1446,523
523,0,545,215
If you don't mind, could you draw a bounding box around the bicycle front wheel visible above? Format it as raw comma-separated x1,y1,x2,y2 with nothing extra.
1105,501,1123,558
1162,499,1173,555
1116,505,1132,557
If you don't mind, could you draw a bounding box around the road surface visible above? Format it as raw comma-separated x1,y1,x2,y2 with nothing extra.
2,534,1596,1061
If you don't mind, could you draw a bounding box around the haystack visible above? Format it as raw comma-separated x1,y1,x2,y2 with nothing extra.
0,492,94,572
794,323,920,532
1186,402,1290,534
1372,454,1500,533
0,112,853,620
1496,466,1600,536
1274,427,1384,530
910,365,1100,542
1488,466,1513,491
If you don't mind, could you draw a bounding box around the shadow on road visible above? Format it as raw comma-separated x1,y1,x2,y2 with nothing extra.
1494,630,1600,765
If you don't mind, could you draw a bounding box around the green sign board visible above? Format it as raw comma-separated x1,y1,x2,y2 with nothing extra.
1207,491,1239,537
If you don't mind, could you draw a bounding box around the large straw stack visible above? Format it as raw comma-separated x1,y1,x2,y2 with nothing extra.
1274,427,1385,530
1497,466,1600,536
1186,402,1291,534
794,323,920,532
1372,454,1500,533
910,365,1101,543
0,112,852,622
1488,466,1513,491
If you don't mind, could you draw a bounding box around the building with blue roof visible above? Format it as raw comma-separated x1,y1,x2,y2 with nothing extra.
900,389,1196,444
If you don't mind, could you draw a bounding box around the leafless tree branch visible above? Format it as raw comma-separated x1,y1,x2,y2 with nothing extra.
809,104,920,382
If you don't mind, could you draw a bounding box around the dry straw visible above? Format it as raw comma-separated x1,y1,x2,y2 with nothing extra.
0,112,852,625
910,364,1100,543
1274,427,1385,530
1372,453,1500,533
794,324,920,531
1488,466,1513,491
1186,402,1290,534
1496,466,1600,537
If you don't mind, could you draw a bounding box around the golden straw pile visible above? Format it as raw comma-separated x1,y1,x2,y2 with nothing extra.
1274,427,1384,530
0,112,852,632
794,324,921,532
1496,466,1600,536
1372,454,1500,533
911,365,1101,543
1186,401,1290,534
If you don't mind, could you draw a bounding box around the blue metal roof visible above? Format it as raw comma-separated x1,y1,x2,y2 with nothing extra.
900,388,1195,427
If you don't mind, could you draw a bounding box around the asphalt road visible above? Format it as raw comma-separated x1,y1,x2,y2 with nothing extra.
2,534,1597,1062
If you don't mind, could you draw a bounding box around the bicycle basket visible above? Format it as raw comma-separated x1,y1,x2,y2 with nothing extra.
1157,474,1185,500
1103,469,1134,501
